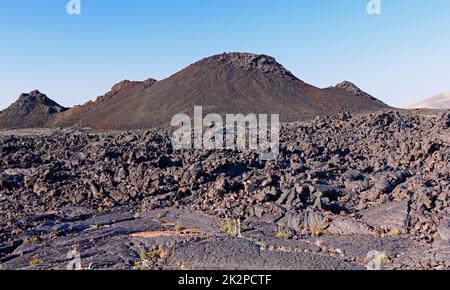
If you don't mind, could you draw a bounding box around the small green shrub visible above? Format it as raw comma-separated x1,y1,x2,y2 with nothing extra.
24,236,40,244
29,258,43,268
156,212,167,219
135,248,164,270
220,218,240,237
175,223,185,232
275,232,287,239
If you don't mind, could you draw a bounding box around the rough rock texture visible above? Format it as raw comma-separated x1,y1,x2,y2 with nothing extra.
0,90,67,129
165,236,362,270
359,201,410,232
0,110,449,269
327,217,372,235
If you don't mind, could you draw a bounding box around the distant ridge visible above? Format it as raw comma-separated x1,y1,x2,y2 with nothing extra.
1,52,390,129
51,52,389,129
407,92,450,109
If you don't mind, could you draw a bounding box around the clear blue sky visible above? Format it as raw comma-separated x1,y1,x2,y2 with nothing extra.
1,0,450,109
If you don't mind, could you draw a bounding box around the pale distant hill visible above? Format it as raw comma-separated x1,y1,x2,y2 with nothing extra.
407,92,450,109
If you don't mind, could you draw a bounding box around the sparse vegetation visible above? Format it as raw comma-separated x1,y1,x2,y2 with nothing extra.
24,236,41,244
147,249,164,259
220,218,241,237
29,258,43,268
134,248,164,270
388,228,401,237
366,250,390,270
313,228,328,237
1,108,449,271
275,232,287,239
156,212,167,219
175,223,185,232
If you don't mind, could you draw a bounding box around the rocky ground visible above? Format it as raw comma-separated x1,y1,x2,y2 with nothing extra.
0,110,449,270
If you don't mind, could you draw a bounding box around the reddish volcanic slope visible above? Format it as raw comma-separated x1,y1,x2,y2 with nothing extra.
51,53,389,129
1,53,390,130
51,78,157,128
